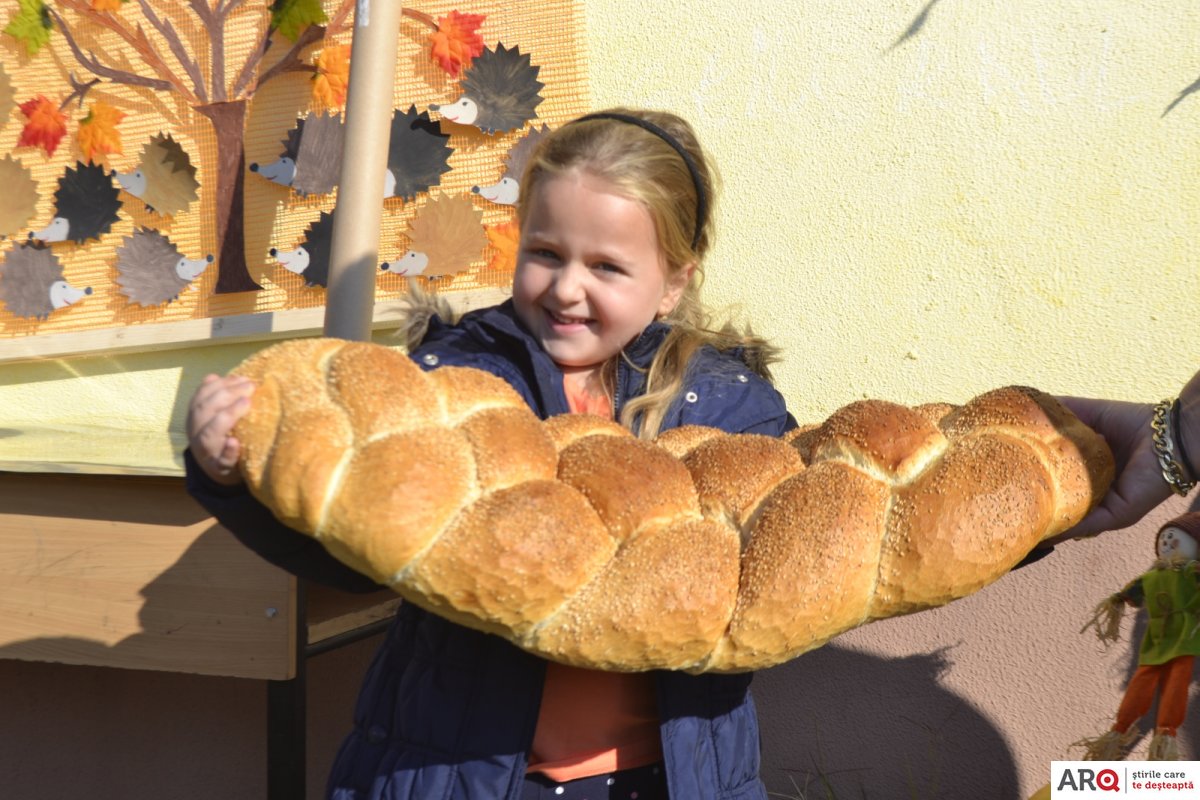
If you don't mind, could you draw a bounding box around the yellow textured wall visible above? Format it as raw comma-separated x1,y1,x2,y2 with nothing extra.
588,0,1199,421
1,1,1198,796
583,1,1200,796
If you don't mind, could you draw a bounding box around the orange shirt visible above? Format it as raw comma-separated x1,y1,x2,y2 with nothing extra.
525,374,663,781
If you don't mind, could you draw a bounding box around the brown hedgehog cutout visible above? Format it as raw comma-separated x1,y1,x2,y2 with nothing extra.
27,162,122,244
249,112,339,197
0,242,92,320
381,194,486,278
0,155,39,239
472,124,550,206
430,44,544,135
0,64,13,124
115,228,213,306
291,112,344,197
250,107,453,201
113,134,200,218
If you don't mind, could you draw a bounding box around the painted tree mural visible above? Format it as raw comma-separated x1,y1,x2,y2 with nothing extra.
44,0,357,293
2,0,571,332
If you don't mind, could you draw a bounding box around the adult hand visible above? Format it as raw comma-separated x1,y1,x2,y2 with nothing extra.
1046,397,1169,543
1178,369,1200,479
186,373,255,486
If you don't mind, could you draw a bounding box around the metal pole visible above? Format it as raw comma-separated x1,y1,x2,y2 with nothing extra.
323,0,401,341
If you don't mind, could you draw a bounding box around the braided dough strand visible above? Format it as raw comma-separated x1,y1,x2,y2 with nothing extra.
231,339,1114,673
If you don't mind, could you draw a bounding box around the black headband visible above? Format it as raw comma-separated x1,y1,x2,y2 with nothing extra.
573,112,708,250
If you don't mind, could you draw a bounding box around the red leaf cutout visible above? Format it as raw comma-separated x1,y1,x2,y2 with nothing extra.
429,11,485,77
18,96,67,157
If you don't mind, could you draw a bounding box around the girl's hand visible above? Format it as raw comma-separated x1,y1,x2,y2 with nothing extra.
1046,397,1169,543
186,374,255,487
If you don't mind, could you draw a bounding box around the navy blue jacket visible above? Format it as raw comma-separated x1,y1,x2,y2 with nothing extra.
186,301,795,800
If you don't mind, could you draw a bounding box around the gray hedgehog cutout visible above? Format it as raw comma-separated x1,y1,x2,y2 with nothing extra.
115,228,213,306
28,162,123,244
249,112,338,196
250,107,452,201
0,242,92,320
113,134,200,217
270,211,334,288
430,43,545,135
472,124,550,205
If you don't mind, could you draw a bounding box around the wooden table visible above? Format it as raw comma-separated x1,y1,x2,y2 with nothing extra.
0,470,400,799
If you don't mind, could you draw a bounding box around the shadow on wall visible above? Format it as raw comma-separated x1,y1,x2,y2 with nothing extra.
888,0,942,52
756,644,1020,799
887,0,1199,116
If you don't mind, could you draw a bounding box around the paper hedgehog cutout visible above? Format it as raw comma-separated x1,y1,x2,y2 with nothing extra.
28,162,122,244
473,124,550,206
381,195,486,278
249,120,302,188
115,228,213,306
113,134,200,217
249,112,343,196
0,64,13,124
385,106,454,201
0,242,92,320
250,107,453,202
270,211,334,288
0,156,39,239
430,44,544,135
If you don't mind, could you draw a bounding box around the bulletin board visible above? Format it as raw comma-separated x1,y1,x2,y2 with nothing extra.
0,0,590,362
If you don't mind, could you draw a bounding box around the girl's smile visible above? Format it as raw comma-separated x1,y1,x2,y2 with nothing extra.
512,170,689,381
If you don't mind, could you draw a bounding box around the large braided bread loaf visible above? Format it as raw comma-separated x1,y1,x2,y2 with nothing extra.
231,338,1113,673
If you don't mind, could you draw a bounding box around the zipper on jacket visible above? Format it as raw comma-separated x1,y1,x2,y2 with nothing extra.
613,325,657,430
612,356,625,421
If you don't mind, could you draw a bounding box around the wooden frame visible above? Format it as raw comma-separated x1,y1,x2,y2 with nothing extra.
0,470,399,681
0,288,509,364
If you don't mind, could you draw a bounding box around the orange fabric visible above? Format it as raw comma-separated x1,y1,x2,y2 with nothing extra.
526,375,664,781
561,371,613,418
1114,655,1195,736
527,662,664,780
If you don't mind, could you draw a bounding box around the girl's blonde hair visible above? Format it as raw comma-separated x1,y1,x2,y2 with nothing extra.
519,107,780,438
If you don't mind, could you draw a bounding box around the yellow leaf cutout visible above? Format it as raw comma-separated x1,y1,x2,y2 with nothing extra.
77,100,126,162
486,220,519,274
312,44,350,109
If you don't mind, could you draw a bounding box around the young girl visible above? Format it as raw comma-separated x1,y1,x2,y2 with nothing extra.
187,108,795,800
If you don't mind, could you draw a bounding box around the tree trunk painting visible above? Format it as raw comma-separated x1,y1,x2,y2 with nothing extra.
46,0,356,294
196,101,259,293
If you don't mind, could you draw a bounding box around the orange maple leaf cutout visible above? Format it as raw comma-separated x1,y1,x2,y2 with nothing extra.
429,11,485,77
486,219,519,273
18,96,68,157
77,100,126,162
90,0,125,11
312,44,350,109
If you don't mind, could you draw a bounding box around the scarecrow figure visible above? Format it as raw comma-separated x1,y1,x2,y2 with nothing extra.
1079,512,1200,761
